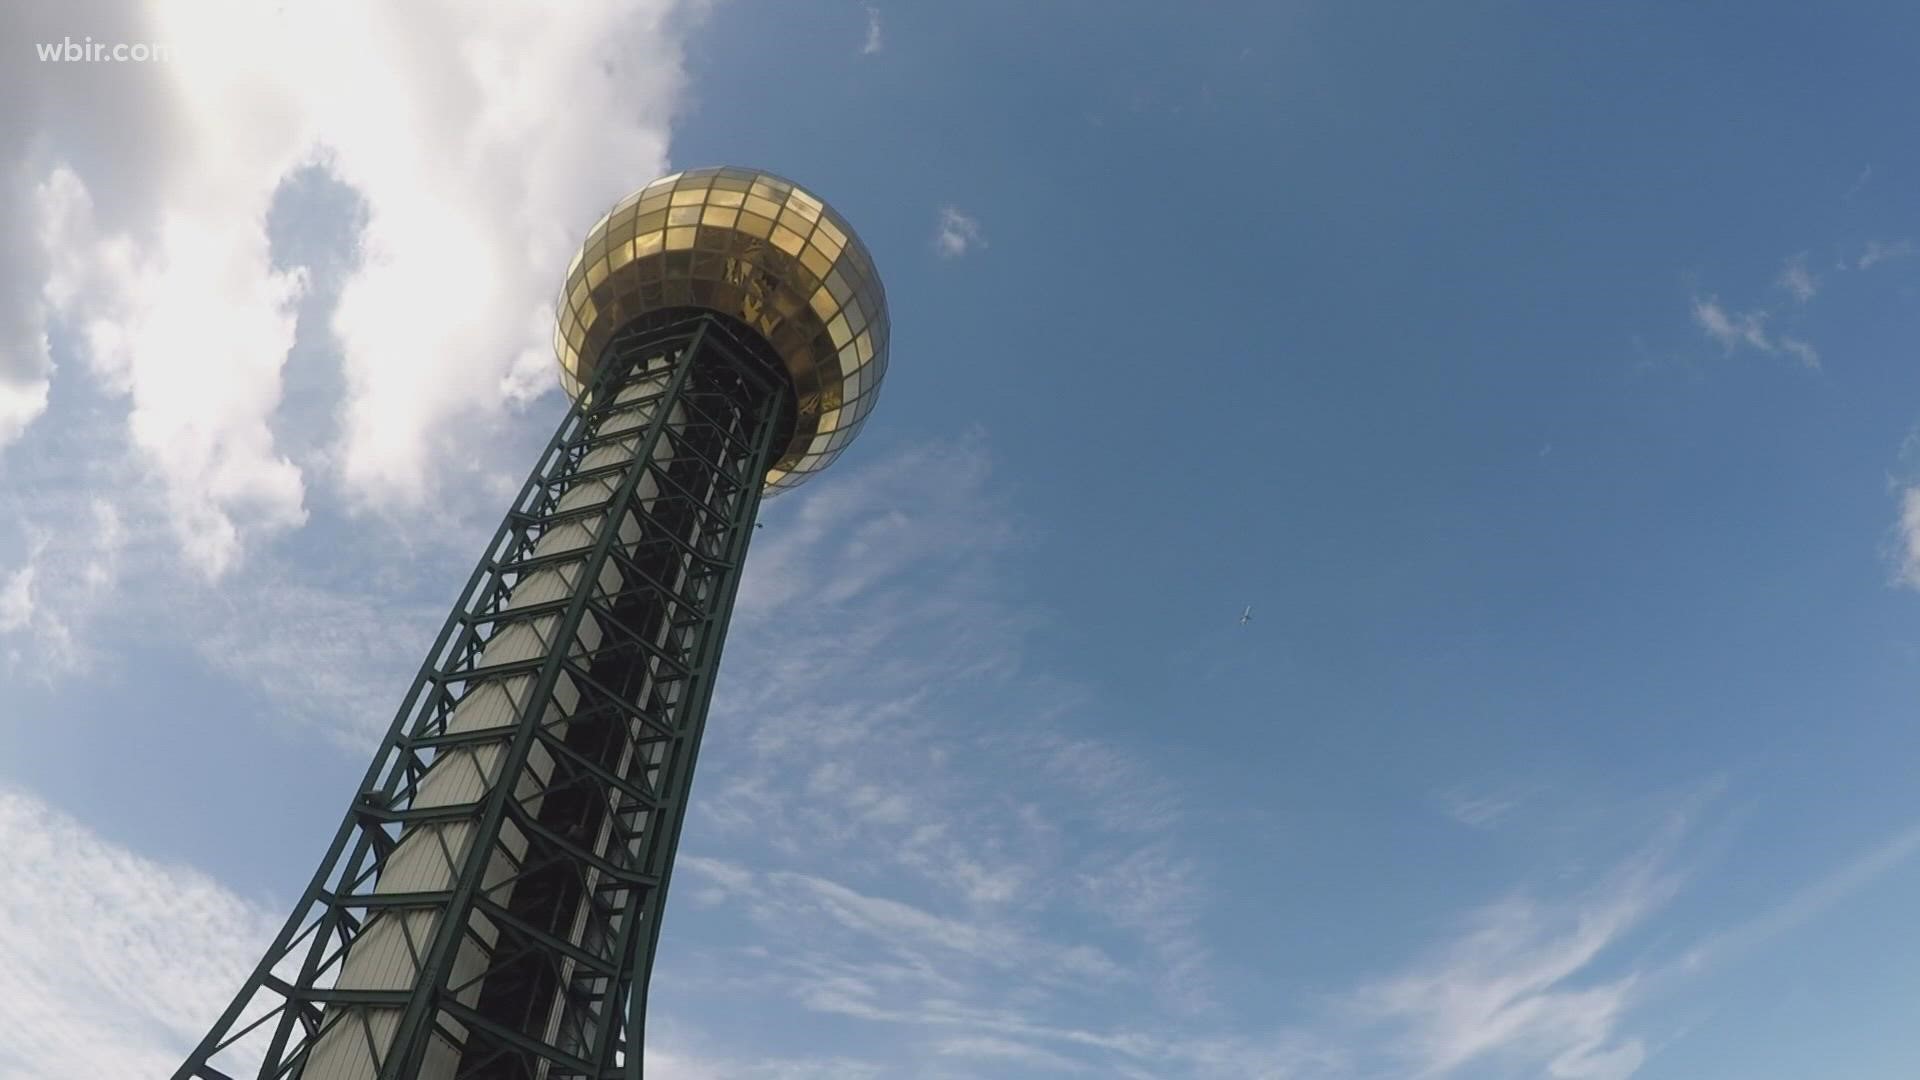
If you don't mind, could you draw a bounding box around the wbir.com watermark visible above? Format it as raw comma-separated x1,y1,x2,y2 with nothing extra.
36,36,174,63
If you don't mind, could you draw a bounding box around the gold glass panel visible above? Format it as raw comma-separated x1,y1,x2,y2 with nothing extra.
788,193,823,222
813,216,846,249
700,206,739,228
665,226,697,250
770,225,804,255
669,187,705,206
667,205,701,227
777,207,812,235
824,269,853,305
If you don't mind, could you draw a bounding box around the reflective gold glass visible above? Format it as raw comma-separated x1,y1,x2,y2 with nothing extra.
555,166,891,494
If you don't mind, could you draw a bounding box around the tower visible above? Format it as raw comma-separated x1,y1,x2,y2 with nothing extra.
176,167,890,1080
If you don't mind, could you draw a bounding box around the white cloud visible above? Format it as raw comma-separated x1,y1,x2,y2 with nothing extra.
1857,238,1914,270
1442,787,1528,829
1843,164,1872,199
1690,296,1770,353
935,206,985,258
6,0,702,577
1349,829,1683,1080
1774,253,1817,303
38,161,310,578
0,562,33,632
0,786,780,1080
936,1034,1090,1073
0,786,284,1079
1673,820,1920,976
664,439,1268,1071
1777,336,1819,370
0,497,128,674
862,4,884,54
1690,296,1818,370
0,366,49,451
1895,486,1920,590
184,568,445,746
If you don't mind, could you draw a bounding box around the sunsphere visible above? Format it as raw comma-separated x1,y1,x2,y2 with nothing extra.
177,168,888,1080
556,166,891,492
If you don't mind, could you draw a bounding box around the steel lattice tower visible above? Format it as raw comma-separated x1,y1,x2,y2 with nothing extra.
176,167,890,1080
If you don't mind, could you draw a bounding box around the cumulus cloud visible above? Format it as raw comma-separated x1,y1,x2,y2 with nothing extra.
935,206,985,258
4,0,700,577
0,365,49,451
39,161,310,578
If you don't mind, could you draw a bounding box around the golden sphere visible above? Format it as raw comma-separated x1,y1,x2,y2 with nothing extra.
554,167,890,493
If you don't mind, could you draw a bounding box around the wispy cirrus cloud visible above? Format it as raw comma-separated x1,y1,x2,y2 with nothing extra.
1672,819,1920,978
1440,785,1536,829
0,495,126,675
1774,252,1817,303
1690,295,1819,370
1843,165,1872,199
0,786,283,1078
11,423,1920,1078
1686,229,1920,375
1856,238,1914,270
663,438,1849,1079
1350,839,1681,1080
656,437,1258,1071
0,785,810,1080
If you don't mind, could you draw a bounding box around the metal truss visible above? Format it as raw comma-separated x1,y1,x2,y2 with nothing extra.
176,313,785,1080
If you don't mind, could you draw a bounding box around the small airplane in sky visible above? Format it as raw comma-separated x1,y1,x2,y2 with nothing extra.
1239,605,1253,625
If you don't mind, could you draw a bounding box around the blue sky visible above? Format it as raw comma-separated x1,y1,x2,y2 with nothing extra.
3,2,1920,1077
